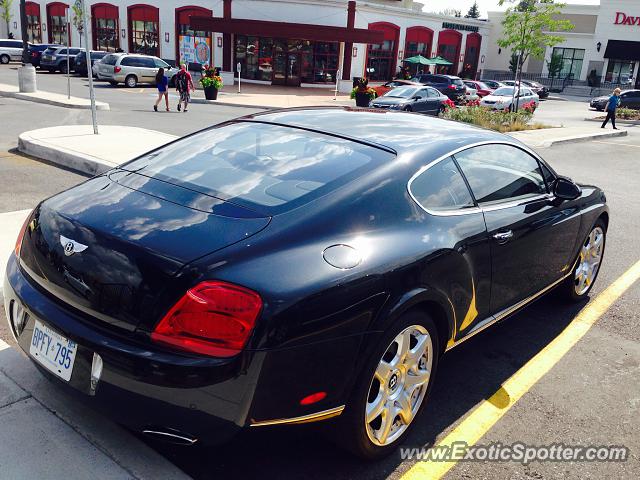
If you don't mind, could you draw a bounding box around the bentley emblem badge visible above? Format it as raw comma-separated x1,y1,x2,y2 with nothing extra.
60,235,88,257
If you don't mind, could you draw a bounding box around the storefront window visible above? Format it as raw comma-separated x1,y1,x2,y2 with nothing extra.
404,27,432,59
26,2,41,43
605,60,635,84
128,5,159,57
47,3,69,45
552,47,584,79
312,42,339,83
92,4,119,52
176,7,212,66
366,23,399,81
235,37,338,84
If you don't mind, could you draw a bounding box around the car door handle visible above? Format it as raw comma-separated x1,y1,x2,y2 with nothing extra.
493,230,514,243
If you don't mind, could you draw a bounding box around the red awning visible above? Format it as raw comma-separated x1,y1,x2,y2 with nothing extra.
189,16,385,44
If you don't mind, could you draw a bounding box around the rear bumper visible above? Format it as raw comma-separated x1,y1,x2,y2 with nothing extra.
3,254,359,443
3,254,253,443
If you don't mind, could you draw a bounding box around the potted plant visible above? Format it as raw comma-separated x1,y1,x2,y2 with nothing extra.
350,78,377,107
199,66,223,100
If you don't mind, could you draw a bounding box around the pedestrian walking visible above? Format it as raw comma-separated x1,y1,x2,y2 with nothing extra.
175,64,195,112
601,87,621,129
153,68,169,112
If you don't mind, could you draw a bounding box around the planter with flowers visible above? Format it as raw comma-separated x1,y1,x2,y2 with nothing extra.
350,78,377,107
200,67,223,100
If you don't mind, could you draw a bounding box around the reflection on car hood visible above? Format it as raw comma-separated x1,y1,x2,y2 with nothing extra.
592,96,608,102
372,97,408,105
482,95,510,102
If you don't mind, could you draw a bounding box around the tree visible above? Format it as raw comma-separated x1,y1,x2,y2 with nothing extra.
71,2,84,47
546,52,563,91
509,53,519,74
0,0,12,39
465,2,481,19
498,0,573,111
440,8,462,18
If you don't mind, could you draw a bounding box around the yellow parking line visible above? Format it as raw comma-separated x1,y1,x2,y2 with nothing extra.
401,259,640,480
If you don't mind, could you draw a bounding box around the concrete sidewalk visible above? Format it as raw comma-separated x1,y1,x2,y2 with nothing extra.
0,83,110,110
0,339,190,479
17,123,630,177
507,126,627,148
19,125,177,175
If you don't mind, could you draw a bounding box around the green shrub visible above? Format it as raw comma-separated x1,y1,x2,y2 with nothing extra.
616,108,640,120
442,105,547,132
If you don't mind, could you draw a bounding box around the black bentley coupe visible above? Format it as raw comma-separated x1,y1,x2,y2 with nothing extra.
5,108,608,459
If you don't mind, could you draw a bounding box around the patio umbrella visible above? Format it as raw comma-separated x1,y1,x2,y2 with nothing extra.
427,56,453,65
402,55,431,76
403,54,431,65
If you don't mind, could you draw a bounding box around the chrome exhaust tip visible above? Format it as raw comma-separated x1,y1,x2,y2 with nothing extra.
142,427,198,445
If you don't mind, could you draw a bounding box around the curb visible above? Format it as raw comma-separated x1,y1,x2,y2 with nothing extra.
0,89,110,111
18,133,115,176
584,117,640,125
545,129,627,147
190,97,271,109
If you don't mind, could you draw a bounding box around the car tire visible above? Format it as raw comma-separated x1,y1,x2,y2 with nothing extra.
125,75,138,88
403,106,412,112
59,63,68,74
332,310,440,460
560,219,606,302
0,54,9,64
438,105,446,116
46,68,55,73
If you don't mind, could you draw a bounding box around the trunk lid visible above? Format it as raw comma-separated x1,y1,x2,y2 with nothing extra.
19,174,270,332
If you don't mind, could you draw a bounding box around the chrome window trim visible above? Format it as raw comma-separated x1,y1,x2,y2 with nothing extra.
407,140,554,217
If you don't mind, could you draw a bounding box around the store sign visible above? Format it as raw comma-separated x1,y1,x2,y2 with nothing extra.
179,35,211,64
614,12,640,26
442,22,479,33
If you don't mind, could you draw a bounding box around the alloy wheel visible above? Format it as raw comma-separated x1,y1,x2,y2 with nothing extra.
0,55,9,64
365,325,432,446
574,226,604,295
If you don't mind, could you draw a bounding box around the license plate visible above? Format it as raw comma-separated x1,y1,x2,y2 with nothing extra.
29,320,77,381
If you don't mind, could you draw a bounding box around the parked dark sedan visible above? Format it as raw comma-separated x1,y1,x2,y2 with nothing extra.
411,74,467,103
590,89,640,111
370,85,448,114
520,79,550,99
5,108,608,459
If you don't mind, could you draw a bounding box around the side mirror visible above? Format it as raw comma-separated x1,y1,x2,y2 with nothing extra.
414,96,422,101
554,176,581,200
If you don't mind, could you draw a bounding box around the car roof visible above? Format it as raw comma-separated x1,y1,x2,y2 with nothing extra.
242,107,512,159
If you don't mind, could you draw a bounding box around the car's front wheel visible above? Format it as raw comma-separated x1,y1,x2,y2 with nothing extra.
334,310,440,459
403,105,412,112
561,219,606,301
0,54,9,64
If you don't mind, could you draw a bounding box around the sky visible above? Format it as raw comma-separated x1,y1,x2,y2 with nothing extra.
416,0,600,18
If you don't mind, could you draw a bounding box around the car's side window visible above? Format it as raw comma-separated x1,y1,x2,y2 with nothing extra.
454,144,547,206
427,88,439,98
410,157,475,212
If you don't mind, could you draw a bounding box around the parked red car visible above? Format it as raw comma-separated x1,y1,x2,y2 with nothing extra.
372,79,422,98
463,80,493,97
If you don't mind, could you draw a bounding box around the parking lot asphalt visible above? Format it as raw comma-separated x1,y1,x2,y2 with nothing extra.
1,64,639,479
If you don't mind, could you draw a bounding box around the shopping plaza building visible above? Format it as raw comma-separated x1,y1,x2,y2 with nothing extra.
3,0,639,90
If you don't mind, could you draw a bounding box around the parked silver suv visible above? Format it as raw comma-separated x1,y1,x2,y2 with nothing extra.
0,39,25,64
97,53,178,87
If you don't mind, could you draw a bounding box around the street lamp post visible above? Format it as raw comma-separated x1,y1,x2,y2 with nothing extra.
18,0,37,93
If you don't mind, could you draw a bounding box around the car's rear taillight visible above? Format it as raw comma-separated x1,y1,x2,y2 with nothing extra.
151,281,262,357
114,66,121,73
14,213,32,257
448,85,456,89
31,52,37,57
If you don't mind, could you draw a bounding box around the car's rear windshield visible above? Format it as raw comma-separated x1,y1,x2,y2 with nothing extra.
102,54,118,65
452,78,464,86
493,87,515,96
120,122,393,214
